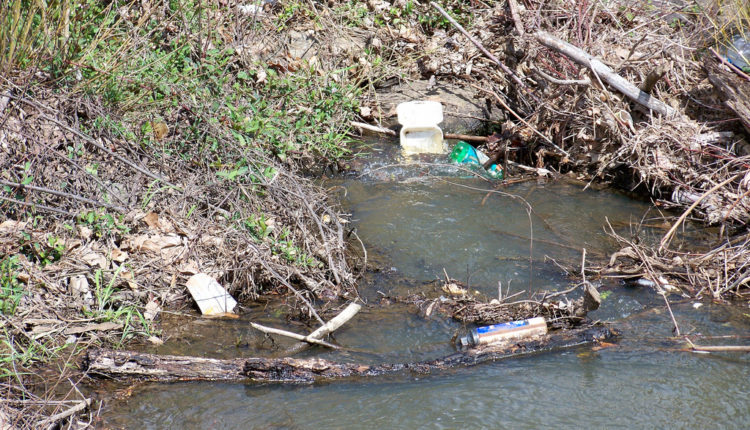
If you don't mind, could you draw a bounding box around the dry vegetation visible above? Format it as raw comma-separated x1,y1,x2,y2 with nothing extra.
0,0,749,427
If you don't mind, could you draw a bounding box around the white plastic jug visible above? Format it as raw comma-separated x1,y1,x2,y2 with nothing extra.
396,101,444,154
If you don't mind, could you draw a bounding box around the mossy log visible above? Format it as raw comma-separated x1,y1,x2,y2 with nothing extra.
85,325,614,383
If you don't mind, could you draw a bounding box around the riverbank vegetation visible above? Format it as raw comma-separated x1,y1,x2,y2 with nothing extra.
1,0,749,427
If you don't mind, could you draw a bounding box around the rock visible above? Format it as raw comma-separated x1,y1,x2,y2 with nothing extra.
288,30,316,60
374,80,504,134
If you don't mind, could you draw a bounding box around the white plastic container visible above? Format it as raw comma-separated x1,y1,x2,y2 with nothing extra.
396,100,444,154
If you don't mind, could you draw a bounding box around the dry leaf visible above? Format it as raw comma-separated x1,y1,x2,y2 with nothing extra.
144,299,161,321
111,248,128,263
178,260,200,275
82,252,107,269
0,220,26,233
147,336,164,345
121,269,138,290
144,212,160,229
152,122,169,140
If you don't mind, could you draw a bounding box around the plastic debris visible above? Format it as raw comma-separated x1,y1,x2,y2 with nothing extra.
449,141,503,179
457,317,548,348
397,100,445,154
186,273,237,316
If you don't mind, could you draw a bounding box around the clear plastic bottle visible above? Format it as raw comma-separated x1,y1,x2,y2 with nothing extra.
724,34,750,72
449,141,503,179
457,317,548,348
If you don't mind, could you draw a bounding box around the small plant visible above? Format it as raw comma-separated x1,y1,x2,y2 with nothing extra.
19,234,65,267
0,256,24,315
77,209,130,238
86,268,152,343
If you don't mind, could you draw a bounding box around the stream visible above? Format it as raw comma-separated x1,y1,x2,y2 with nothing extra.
101,141,750,428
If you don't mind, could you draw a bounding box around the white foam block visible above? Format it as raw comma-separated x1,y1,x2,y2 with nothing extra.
186,273,237,315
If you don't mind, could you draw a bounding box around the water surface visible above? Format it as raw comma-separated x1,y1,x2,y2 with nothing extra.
102,141,750,429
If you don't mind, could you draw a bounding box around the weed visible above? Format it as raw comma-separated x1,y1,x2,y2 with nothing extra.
76,209,130,238
87,268,152,342
19,234,65,267
0,256,24,315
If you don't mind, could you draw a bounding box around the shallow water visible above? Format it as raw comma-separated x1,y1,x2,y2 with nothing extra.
102,141,750,429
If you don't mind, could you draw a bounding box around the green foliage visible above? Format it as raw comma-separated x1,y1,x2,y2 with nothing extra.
0,331,61,378
0,256,24,315
76,209,130,239
86,268,153,343
19,233,65,267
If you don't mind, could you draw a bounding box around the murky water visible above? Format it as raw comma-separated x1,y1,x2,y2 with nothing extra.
102,142,750,429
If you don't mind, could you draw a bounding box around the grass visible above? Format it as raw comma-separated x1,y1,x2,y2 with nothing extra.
1,0,364,374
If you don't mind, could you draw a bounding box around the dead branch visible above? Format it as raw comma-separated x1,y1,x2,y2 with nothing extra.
351,121,488,143
659,174,741,251
285,302,362,355
429,2,534,98
0,195,75,217
250,322,341,349
0,179,127,212
534,31,678,118
37,398,91,430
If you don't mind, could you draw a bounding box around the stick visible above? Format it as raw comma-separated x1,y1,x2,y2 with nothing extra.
351,121,395,136
430,2,534,99
690,345,750,352
250,322,340,349
286,302,362,355
661,291,681,336
533,68,591,86
0,195,75,217
351,121,488,143
507,0,525,36
0,179,127,212
534,31,678,118
659,174,740,251
37,398,91,429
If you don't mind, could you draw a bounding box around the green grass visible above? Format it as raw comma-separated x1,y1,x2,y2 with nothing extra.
87,268,154,344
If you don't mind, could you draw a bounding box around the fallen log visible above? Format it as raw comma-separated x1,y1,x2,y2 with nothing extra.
85,325,615,383
534,31,678,118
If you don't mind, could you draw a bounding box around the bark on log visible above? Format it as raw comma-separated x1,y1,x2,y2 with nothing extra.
534,31,678,118
85,325,615,383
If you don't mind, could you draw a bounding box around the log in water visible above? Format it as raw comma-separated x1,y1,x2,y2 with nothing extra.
85,325,614,383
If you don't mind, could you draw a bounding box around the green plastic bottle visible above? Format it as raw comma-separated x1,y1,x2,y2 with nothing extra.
449,141,503,179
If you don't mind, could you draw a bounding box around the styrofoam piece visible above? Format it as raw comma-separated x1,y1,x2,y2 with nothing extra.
186,273,237,315
397,101,444,154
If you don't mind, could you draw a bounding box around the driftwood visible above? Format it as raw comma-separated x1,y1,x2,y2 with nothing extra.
535,31,678,118
249,322,341,349
284,302,362,355
85,325,614,383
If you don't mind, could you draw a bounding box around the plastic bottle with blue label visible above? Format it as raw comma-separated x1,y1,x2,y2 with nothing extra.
449,141,503,179
457,317,547,348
